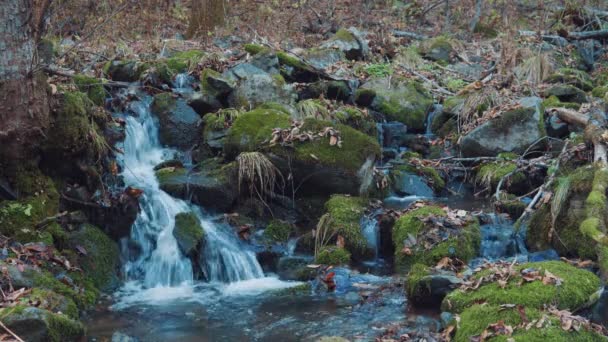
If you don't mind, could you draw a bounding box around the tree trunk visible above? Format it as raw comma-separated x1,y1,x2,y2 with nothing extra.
0,0,50,172
186,0,225,39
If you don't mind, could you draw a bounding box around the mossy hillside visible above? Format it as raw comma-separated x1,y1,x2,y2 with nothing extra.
324,195,370,259
442,261,601,313
454,304,604,342
355,78,432,132
73,75,105,106
315,247,351,265
1,306,85,342
173,212,204,256
0,174,60,243
264,219,293,243
68,224,119,291
393,206,480,270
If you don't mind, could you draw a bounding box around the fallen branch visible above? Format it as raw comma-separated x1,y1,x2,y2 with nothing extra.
0,320,25,342
404,67,454,96
35,211,69,229
567,30,608,41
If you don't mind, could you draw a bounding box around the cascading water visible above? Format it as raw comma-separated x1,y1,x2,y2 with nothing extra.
118,93,264,291
360,211,380,260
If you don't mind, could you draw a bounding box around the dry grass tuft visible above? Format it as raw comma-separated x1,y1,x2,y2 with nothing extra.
313,213,338,258
237,152,284,200
514,53,554,85
295,99,331,121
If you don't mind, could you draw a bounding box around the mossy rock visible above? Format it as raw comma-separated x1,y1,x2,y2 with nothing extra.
454,304,605,342
355,77,432,132
264,219,293,243
32,269,98,310
475,161,526,190
0,174,60,244
25,289,78,319
151,93,202,149
546,68,593,91
591,86,608,99
390,164,445,193
315,247,351,265
104,60,147,82
173,212,204,256
201,68,235,97
73,75,105,106
334,106,377,137
323,195,372,260
442,261,601,313
1,306,84,342
271,283,312,296
68,224,120,291
393,206,480,271
406,263,463,307
544,84,587,104
320,28,366,60
421,36,453,64
224,107,380,195
527,166,600,260
165,50,205,73
542,95,581,110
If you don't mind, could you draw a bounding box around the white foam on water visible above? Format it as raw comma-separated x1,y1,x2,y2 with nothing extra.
221,277,303,296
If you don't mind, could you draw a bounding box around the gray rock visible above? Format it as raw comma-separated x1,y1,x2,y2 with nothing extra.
545,84,587,104
459,97,545,157
277,256,316,281
450,62,484,80
409,271,463,307
228,72,297,108
393,173,435,198
378,122,408,148
151,95,202,150
320,27,368,60
251,51,280,74
304,48,345,70
187,92,222,116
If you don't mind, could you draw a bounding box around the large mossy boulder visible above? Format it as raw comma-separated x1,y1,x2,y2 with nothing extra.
323,195,373,260
527,165,601,260
1,306,84,342
156,160,238,212
421,36,453,64
442,261,600,313
225,63,297,108
304,48,345,70
389,164,445,195
104,60,146,82
454,304,605,342
68,224,120,291
355,77,432,132
320,28,368,60
544,84,588,104
151,93,201,150
546,68,593,91
173,212,204,257
406,263,463,307
392,206,480,271
224,107,381,195
459,97,546,157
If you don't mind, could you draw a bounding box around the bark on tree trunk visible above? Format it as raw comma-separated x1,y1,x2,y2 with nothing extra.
186,0,225,39
0,0,50,170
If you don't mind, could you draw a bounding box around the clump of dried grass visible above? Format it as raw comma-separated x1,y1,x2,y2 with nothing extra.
237,152,284,200
514,53,555,85
295,99,331,120
313,213,338,259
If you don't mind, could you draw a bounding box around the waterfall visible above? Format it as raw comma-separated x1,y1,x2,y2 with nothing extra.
360,211,380,260
118,95,263,289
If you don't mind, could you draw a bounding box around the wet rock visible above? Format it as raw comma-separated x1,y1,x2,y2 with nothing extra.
256,249,282,273
320,28,368,60
156,161,238,213
544,84,587,104
407,265,463,307
112,332,139,342
105,60,144,82
527,249,559,262
153,159,184,171
277,256,316,281
378,122,408,148
187,92,222,116
392,173,435,198
356,77,432,132
2,307,84,342
68,224,120,291
0,177,17,200
103,124,126,147
546,114,570,138
151,93,202,150
173,212,205,257
459,97,545,157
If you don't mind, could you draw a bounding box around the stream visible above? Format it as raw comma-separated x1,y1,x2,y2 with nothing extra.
85,90,553,341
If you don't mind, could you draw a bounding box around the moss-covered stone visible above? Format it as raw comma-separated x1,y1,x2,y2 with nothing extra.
68,224,119,291
442,261,601,313
32,270,98,309
421,36,453,64
173,212,204,256
393,206,480,271
592,86,608,98
334,106,377,137
25,289,78,319
546,68,593,91
454,304,604,342
390,164,446,193
315,247,351,265
476,161,526,189
264,219,293,243
356,77,432,132
542,95,581,110
73,75,105,106
324,195,371,260
165,50,205,72
1,306,84,342
544,84,587,104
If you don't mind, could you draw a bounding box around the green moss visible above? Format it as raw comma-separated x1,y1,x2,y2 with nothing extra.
373,79,432,131
264,220,293,243
592,86,608,98
334,106,377,137
243,43,267,55
391,164,445,192
442,261,601,313
476,161,525,188
488,107,535,132
223,107,292,159
315,247,351,265
324,195,369,259
365,63,393,78
455,304,603,342
173,212,204,255
393,206,480,270
405,263,431,299
47,310,85,342
69,224,119,291
271,283,312,296
33,271,98,309
165,50,205,72
546,68,593,91
445,78,467,92
26,289,78,319
542,95,581,110
277,51,308,70
333,28,356,42
73,75,105,106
